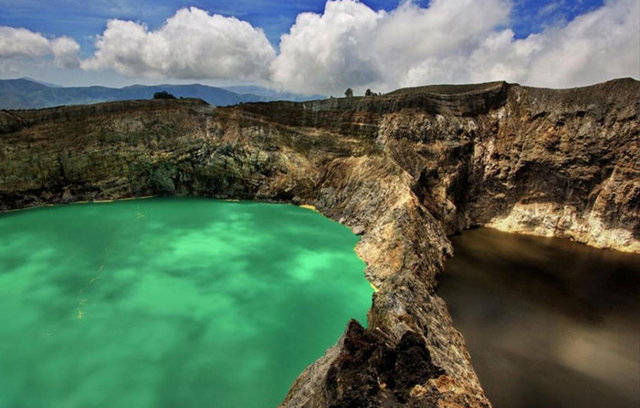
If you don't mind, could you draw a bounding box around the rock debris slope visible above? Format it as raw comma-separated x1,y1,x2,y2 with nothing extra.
1,78,638,407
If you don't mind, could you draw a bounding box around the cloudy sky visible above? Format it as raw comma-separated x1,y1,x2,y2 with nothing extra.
0,0,638,94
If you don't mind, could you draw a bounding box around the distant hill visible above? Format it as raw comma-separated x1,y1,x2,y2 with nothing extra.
223,85,325,102
0,79,323,109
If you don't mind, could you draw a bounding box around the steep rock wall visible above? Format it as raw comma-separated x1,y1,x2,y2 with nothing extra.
1,78,637,407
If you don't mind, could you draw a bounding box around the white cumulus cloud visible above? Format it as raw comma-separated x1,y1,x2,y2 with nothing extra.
270,0,384,96
271,0,512,94
516,0,640,88
271,0,640,95
0,26,80,68
3,1,638,93
50,37,81,68
81,7,276,81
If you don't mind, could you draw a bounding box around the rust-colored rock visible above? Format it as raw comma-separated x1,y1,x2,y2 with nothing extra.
1,79,637,407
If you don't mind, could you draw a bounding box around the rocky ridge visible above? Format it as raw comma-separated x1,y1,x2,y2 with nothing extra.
1,78,638,407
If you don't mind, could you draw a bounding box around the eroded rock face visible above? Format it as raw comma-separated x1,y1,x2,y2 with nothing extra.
323,320,445,407
1,79,638,407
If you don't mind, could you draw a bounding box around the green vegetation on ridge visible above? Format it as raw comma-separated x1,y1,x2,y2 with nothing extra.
0,79,325,109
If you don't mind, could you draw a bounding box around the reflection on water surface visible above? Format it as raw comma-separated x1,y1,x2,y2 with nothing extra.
438,228,640,408
0,198,371,408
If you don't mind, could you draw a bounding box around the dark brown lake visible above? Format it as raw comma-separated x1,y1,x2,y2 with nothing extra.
438,228,640,408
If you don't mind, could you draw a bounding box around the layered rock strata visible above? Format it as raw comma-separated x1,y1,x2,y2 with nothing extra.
1,78,638,407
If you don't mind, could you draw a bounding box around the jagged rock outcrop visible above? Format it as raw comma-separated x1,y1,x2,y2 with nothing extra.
1,78,637,407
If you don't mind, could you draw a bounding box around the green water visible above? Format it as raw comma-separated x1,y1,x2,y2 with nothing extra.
0,198,372,408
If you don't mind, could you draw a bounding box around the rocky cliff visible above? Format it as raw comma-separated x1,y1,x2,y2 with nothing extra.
1,78,638,407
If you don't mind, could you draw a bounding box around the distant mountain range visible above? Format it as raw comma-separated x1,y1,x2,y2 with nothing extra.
0,79,325,109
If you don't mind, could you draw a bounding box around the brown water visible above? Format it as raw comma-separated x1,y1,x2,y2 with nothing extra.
438,228,640,408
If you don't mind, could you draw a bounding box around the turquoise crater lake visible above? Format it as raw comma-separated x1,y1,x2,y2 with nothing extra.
0,198,372,408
